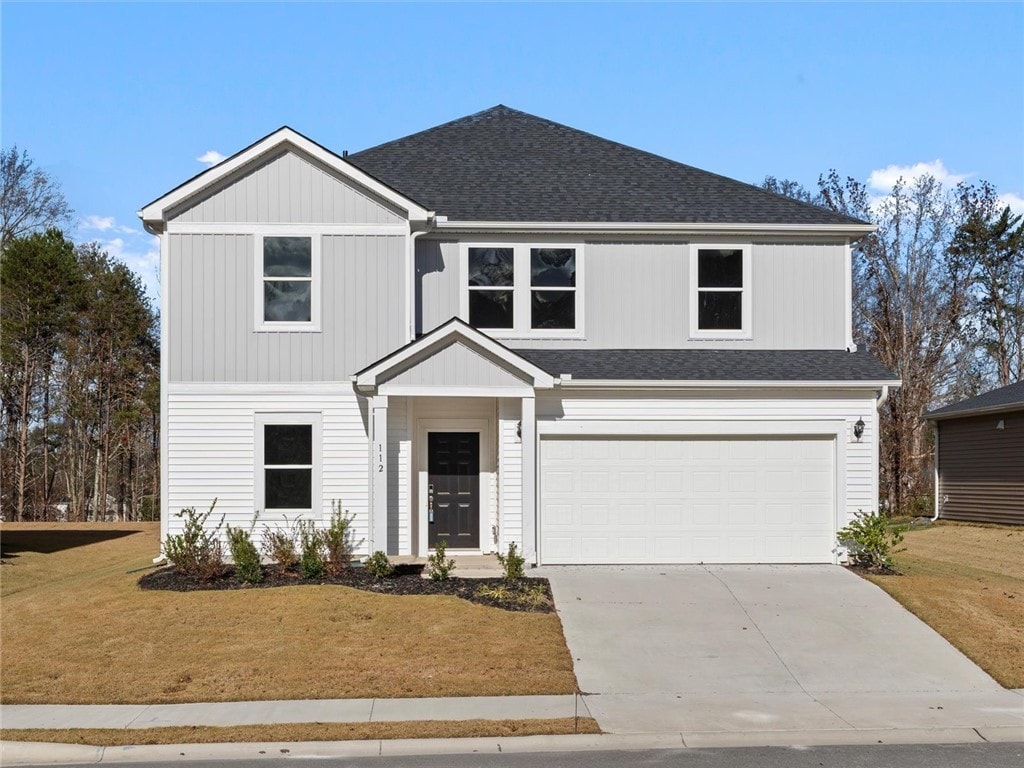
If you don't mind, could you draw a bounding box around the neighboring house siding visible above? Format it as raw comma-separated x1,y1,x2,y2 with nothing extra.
165,384,372,553
167,233,406,381
382,342,531,389
538,390,878,522
169,150,404,225
415,238,848,349
937,412,1024,525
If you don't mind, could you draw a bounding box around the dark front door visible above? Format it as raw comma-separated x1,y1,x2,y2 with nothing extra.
427,431,480,549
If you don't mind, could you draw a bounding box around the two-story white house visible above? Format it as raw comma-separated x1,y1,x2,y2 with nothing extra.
140,105,899,565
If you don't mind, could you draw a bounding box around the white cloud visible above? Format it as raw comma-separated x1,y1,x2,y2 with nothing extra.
79,214,137,235
997,192,1024,215
867,160,973,193
197,150,226,167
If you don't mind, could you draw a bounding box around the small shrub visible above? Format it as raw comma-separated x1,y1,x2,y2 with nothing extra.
261,518,298,570
297,519,327,580
365,550,395,580
838,510,907,571
164,500,227,581
324,500,357,574
426,538,456,581
226,518,262,584
496,541,526,581
475,582,550,610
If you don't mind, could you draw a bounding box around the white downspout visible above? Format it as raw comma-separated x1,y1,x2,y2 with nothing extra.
406,220,434,342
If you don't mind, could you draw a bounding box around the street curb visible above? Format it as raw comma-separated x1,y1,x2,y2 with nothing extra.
3,726,1022,764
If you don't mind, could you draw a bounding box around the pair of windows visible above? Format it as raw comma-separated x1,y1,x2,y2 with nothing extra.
465,246,579,334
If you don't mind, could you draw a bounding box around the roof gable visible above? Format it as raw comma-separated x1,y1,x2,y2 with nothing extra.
355,317,555,391
926,380,1024,420
347,105,869,228
140,127,431,231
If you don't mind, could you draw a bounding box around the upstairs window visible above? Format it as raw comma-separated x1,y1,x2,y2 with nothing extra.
690,245,751,338
467,247,515,329
463,244,583,337
257,235,319,330
531,248,576,330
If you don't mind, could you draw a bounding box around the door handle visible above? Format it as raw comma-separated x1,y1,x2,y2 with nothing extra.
428,484,434,523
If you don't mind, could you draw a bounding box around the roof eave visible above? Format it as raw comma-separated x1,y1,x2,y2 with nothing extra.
432,220,876,237
556,378,902,390
925,401,1024,421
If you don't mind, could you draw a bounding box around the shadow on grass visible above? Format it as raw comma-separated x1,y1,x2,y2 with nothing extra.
0,529,140,560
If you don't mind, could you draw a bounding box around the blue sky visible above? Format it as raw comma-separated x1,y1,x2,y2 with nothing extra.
3,1,1023,299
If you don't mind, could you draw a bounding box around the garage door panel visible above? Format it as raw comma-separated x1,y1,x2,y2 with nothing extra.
540,436,835,564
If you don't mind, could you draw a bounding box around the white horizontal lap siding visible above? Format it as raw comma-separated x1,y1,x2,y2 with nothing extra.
498,399,523,551
166,386,371,553
539,390,878,524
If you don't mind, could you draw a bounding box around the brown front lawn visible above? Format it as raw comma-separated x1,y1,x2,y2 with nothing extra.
863,521,1024,688
0,718,601,746
0,523,578,704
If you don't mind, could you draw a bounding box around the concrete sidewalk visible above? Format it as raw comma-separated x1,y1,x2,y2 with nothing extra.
0,694,585,730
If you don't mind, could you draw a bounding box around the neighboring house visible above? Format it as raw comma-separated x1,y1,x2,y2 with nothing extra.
924,380,1024,525
140,105,900,565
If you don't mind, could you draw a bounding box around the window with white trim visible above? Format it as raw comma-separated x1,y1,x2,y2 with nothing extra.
690,245,751,338
463,244,582,336
257,235,319,329
256,414,321,514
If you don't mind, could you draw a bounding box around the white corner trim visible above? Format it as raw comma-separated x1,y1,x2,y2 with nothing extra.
140,127,432,228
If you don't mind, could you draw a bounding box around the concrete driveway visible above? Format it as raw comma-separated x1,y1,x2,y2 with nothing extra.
542,565,1024,735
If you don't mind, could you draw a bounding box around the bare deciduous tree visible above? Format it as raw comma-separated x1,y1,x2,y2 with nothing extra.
0,147,73,253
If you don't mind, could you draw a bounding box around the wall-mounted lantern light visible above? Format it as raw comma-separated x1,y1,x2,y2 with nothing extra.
516,420,522,440
853,417,865,441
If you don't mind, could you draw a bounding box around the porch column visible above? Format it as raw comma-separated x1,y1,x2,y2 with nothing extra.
521,394,537,564
370,395,389,554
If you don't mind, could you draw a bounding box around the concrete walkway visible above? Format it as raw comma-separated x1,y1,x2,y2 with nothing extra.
540,565,1024,736
0,694,584,730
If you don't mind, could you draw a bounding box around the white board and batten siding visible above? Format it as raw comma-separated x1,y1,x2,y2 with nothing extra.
417,239,849,349
168,150,404,225
380,342,532,390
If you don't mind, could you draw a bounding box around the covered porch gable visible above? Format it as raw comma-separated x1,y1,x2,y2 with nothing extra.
354,318,552,560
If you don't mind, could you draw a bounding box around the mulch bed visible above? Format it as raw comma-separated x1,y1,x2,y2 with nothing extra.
138,564,555,613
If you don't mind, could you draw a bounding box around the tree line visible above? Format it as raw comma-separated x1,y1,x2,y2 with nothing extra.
763,172,1024,515
1,148,159,521
1,145,1020,521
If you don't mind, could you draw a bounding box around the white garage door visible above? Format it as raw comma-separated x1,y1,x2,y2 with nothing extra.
540,436,836,564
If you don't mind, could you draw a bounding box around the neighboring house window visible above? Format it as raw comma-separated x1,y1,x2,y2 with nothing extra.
256,414,321,514
257,235,320,330
462,244,583,337
468,247,515,329
690,244,751,338
531,248,576,330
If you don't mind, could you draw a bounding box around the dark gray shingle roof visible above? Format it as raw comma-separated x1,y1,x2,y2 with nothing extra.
511,349,897,382
925,380,1024,420
347,106,867,226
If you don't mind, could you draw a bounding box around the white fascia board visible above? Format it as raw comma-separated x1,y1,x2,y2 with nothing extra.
434,220,877,237
555,379,903,390
139,127,432,228
355,320,555,389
